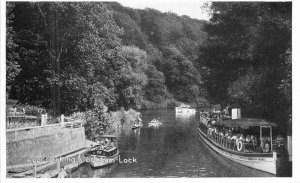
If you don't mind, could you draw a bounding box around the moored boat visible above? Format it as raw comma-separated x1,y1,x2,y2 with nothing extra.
197,117,283,175
85,135,119,168
175,104,196,114
148,118,162,127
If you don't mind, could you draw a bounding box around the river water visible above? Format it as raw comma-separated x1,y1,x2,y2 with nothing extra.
71,109,274,177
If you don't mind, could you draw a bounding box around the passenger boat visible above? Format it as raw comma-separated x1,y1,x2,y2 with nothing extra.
85,135,119,168
175,104,196,114
198,115,283,175
148,119,162,127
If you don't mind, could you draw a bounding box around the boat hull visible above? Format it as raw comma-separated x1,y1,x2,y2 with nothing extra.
148,123,162,127
197,128,277,175
132,125,141,130
89,151,119,168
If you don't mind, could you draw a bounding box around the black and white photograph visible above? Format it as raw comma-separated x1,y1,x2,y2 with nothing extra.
1,0,296,180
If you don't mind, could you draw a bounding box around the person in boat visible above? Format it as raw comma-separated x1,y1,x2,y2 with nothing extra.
224,130,229,138
239,134,245,141
230,134,237,140
105,138,110,145
220,131,224,138
255,137,265,153
208,127,213,137
263,142,270,153
243,135,251,151
227,133,232,140
249,135,257,151
250,135,257,145
263,138,271,153
225,129,232,138
230,134,239,150
245,135,251,143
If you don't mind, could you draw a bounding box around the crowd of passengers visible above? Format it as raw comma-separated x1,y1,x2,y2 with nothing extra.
205,125,271,153
200,110,231,120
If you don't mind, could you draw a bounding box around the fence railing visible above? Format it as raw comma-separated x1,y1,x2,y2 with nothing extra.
207,131,281,153
6,115,85,143
6,113,86,130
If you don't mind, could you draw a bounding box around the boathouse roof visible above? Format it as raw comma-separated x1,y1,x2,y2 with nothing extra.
215,118,278,127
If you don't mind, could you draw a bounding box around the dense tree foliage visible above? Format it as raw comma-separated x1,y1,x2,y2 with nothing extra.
7,2,209,113
104,2,208,106
7,2,291,128
200,2,291,124
116,46,148,109
9,2,125,114
6,3,20,95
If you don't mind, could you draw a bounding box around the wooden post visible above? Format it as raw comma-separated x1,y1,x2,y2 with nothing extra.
57,159,61,171
13,108,16,116
287,135,292,161
61,114,64,125
33,164,37,177
270,126,273,151
41,113,47,126
273,151,277,162
260,126,262,148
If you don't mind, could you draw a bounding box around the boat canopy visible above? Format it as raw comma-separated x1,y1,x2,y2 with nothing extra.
214,118,278,127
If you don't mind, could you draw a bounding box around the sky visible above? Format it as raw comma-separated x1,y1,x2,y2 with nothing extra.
106,0,211,20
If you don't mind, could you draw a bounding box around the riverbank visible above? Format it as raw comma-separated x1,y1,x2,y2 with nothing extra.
107,109,141,133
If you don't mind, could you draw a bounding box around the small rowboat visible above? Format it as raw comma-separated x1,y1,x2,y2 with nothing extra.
148,119,162,127
132,124,141,130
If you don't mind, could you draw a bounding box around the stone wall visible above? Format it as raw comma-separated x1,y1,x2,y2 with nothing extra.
6,125,86,166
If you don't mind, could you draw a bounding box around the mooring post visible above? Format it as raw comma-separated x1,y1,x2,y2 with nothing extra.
287,135,292,161
33,164,37,177
41,113,47,126
57,158,61,171
77,153,81,165
273,151,277,162
61,114,64,126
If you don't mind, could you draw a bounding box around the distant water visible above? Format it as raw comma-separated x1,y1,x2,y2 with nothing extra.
71,109,274,177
